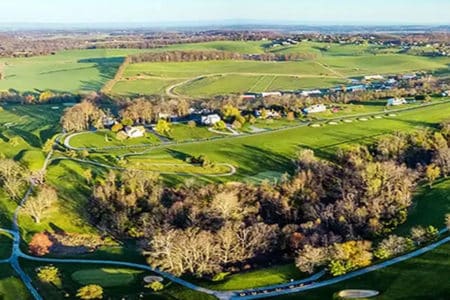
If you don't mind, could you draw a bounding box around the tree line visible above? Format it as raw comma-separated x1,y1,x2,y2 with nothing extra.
129,50,317,64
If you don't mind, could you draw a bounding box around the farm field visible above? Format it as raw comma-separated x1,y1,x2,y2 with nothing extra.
0,49,146,92
270,242,450,300
110,41,450,97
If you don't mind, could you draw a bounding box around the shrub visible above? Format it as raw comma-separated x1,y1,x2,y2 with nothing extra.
37,266,60,284
213,120,226,131
121,118,133,126
187,120,197,128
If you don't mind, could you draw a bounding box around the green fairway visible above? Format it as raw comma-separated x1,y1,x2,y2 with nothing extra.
270,242,450,300
0,265,30,300
71,268,142,287
0,49,146,92
395,178,450,235
68,130,160,149
197,264,307,291
149,101,450,180
0,104,61,163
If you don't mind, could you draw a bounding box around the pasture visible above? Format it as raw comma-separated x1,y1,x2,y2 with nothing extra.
110,40,450,97
0,49,146,92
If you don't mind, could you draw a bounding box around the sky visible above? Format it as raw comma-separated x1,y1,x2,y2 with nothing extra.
0,0,449,25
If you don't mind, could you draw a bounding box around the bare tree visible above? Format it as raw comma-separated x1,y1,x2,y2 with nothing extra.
22,185,57,223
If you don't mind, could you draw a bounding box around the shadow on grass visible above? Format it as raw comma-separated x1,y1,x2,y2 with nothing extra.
78,57,125,91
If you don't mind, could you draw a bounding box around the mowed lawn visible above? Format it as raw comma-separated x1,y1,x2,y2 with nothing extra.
0,49,146,92
270,242,450,300
152,101,450,180
0,104,61,168
0,265,30,300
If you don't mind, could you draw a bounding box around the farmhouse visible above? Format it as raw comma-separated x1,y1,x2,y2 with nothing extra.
201,114,221,125
387,97,407,106
303,104,327,114
124,126,146,138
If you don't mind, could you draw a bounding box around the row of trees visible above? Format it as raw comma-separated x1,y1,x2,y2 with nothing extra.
129,50,316,64
86,121,450,278
0,90,80,104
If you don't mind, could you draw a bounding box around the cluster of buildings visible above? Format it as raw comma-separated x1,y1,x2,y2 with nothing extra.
242,73,424,100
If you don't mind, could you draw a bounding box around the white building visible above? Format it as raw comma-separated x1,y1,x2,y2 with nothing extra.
387,98,407,106
201,114,221,125
304,104,327,114
124,126,146,138
261,92,282,97
300,90,322,97
364,75,384,81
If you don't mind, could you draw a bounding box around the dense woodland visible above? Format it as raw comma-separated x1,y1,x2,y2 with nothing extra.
86,122,450,277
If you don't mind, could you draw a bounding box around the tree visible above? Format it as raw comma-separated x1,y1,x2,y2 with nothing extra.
328,241,373,276
76,285,103,300
213,120,226,131
374,235,414,259
146,281,164,292
22,186,57,224
0,159,27,200
155,119,172,136
296,244,328,274
120,99,153,124
61,100,104,132
37,266,60,284
286,111,295,121
29,233,53,256
111,123,123,133
38,91,55,103
425,164,440,188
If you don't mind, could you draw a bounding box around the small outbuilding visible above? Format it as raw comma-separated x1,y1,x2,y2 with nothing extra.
304,104,327,114
124,126,146,138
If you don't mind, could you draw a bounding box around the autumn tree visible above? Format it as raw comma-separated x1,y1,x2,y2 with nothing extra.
22,185,57,223
296,244,328,274
154,119,172,136
374,235,414,259
76,285,103,300
61,100,104,132
29,232,53,256
37,266,60,284
120,99,153,124
328,240,373,276
425,164,440,188
0,159,27,200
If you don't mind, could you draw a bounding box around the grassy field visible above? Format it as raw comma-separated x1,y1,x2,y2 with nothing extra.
196,264,306,291
23,261,214,300
0,104,61,167
395,177,450,235
0,49,146,92
270,242,450,300
0,265,30,300
138,101,450,181
109,40,450,97
68,130,160,149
